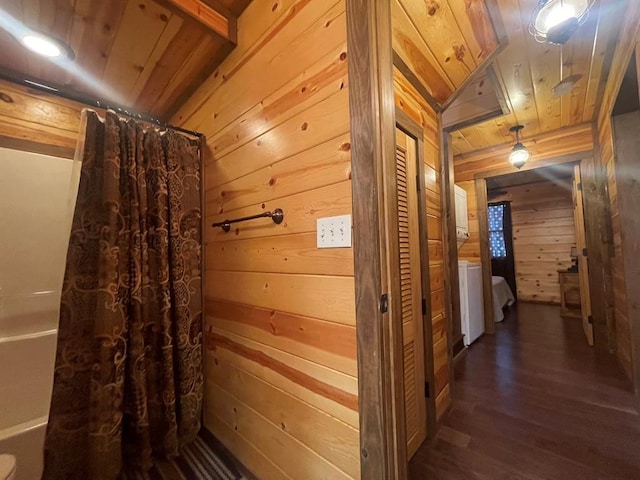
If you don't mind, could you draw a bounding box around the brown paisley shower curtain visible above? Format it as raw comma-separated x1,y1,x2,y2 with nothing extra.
43,110,203,479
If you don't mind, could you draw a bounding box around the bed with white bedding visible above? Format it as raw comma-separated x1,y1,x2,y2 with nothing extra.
492,276,515,322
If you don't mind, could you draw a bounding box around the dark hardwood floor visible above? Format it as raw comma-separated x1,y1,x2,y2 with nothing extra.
410,302,640,479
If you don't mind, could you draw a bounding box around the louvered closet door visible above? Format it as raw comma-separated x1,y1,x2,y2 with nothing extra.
396,128,427,458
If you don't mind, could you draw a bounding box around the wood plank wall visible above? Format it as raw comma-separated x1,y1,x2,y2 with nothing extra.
0,79,84,157
457,180,479,261
593,0,640,382
489,179,576,304
596,111,631,378
171,1,359,478
393,68,451,421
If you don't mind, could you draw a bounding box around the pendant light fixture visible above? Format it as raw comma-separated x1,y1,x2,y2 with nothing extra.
529,0,595,45
508,125,530,169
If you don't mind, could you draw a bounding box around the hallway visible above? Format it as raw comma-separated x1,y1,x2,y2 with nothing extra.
409,303,640,479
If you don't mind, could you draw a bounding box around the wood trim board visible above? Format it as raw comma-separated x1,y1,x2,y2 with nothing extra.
346,0,407,478
475,177,495,335
440,126,460,401
392,51,442,113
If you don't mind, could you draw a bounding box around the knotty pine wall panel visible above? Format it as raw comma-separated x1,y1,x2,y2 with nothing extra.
171,1,358,478
457,180,480,261
393,68,451,421
591,0,640,382
0,79,84,157
597,87,632,381
489,179,576,304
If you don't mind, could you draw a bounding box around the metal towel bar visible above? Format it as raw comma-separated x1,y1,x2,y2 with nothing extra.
212,208,284,232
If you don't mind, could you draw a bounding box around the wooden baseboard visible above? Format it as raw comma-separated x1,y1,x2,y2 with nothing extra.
452,335,466,359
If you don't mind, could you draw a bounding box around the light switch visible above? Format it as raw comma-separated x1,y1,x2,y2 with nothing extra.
317,214,352,248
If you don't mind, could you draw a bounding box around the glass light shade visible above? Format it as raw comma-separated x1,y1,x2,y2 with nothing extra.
533,0,590,33
21,34,62,57
529,0,593,44
508,142,530,169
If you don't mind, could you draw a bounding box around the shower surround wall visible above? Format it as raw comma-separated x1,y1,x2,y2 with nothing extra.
0,147,80,480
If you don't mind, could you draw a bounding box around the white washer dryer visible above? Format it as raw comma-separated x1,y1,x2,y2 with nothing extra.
458,261,485,346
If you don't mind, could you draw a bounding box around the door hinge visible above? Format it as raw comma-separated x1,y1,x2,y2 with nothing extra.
588,315,594,325
416,174,421,192
421,298,427,315
583,248,588,257
425,381,430,398
577,182,582,191
379,294,388,314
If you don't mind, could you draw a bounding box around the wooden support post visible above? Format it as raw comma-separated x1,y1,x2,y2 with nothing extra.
165,0,236,43
612,111,640,395
346,0,406,478
476,177,495,335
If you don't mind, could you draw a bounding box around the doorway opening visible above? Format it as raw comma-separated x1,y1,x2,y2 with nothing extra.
478,163,594,346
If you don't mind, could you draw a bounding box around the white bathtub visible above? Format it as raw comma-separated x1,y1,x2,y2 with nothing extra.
0,417,47,480
0,147,80,479
0,330,57,480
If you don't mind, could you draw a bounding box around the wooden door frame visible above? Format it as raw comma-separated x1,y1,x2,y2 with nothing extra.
345,0,406,478
611,110,640,396
396,108,437,440
472,152,609,346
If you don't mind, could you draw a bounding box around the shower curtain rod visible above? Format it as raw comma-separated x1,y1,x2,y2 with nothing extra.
0,71,204,139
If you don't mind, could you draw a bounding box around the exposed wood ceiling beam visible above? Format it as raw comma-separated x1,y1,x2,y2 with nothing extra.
166,0,237,43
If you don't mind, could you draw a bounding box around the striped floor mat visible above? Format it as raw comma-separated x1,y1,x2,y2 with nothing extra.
153,433,246,480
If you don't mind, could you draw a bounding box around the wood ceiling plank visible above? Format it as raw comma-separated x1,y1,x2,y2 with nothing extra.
128,13,183,104
215,0,252,16
493,0,540,135
67,0,127,98
165,0,232,41
519,0,562,133
0,1,25,73
65,0,90,86
397,0,476,87
476,118,509,146
492,114,515,142
563,9,597,127
391,0,454,104
37,0,76,86
101,0,174,104
21,0,42,79
0,31,27,76
448,0,499,63
150,31,228,117
450,131,475,154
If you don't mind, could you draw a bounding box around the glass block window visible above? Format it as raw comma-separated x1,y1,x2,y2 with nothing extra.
488,203,507,258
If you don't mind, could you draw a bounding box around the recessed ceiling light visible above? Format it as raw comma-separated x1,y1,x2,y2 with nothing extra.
19,31,73,59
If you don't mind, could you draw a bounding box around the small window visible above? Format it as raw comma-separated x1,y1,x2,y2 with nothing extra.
488,203,507,259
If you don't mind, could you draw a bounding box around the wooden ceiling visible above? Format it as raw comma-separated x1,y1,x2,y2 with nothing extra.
0,0,251,119
486,163,574,191
391,0,502,106
451,0,626,155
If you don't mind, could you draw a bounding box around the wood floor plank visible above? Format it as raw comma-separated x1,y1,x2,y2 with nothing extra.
409,303,640,479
